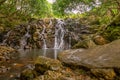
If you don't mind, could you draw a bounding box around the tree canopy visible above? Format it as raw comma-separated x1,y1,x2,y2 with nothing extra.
0,0,120,34
0,0,53,28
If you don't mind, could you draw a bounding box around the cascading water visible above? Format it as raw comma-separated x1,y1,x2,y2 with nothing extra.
1,18,84,50
20,25,31,49
68,35,72,49
38,19,53,49
54,19,65,49
1,31,12,45
42,25,47,49
37,21,47,49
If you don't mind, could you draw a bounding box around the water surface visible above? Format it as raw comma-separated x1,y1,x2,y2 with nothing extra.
0,49,62,80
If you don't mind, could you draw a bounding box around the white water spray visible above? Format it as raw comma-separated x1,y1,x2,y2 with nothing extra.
20,25,31,49
54,19,65,49
42,25,47,49
68,35,71,49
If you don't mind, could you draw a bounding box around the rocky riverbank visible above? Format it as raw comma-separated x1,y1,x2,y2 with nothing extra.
1,36,120,80
0,46,17,74
0,18,119,80
20,39,120,80
20,56,94,80
58,39,120,80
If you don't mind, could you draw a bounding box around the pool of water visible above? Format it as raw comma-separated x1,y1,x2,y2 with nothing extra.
0,49,63,80
19,48,62,60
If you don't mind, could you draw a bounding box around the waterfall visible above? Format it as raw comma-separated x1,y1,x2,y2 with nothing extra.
54,49,58,59
42,25,47,49
1,30,12,45
68,35,71,49
20,25,31,49
37,21,47,49
54,19,65,49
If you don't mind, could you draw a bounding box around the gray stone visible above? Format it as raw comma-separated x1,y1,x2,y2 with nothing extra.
58,39,120,68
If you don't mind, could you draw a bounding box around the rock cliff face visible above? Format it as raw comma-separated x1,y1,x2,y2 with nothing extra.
1,18,91,49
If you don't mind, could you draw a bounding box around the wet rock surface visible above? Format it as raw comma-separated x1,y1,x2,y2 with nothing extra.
20,56,93,80
1,18,91,49
0,46,17,63
58,39,120,79
0,46,18,78
91,69,116,80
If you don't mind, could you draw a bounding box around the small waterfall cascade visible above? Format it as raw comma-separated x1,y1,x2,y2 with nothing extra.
1,30,12,45
54,49,58,59
68,35,72,49
38,19,53,49
54,19,65,49
0,18,86,50
20,25,31,49
37,21,47,49
42,25,47,49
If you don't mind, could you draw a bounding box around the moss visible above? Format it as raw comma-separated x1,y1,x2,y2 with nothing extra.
102,26,120,41
72,39,96,49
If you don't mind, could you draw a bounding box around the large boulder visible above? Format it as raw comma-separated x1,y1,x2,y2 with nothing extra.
58,39,120,79
58,39,120,68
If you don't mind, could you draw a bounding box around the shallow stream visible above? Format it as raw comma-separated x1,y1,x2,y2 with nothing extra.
0,49,62,80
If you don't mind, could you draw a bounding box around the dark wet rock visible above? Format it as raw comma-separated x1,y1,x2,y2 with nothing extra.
0,66,11,73
34,71,62,80
20,56,63,79
1,18,91,49
93,35,109,45
20,56,94,80
0,26,5,42
34,56,62,74
91,69,116,80
20,69,37,80
0,46,17,74
0,46,16,63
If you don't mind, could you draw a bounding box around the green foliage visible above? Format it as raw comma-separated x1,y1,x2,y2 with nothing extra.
0,0,53,28
103,26,120,41
0,0,120,43
29,0,53,18
89,0,119,25
52,0,95,17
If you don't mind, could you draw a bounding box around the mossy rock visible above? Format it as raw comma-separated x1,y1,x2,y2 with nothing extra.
34,56,63,74
93,35,109,45
91,69,116,80
72,39,96,49
0,26,4,33
20,69,37,80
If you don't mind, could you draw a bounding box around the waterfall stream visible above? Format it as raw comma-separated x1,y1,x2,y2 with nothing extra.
1,18,86,50
20,25,31,49
69,35,72,49
54,19,65,49
42,25,47,49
